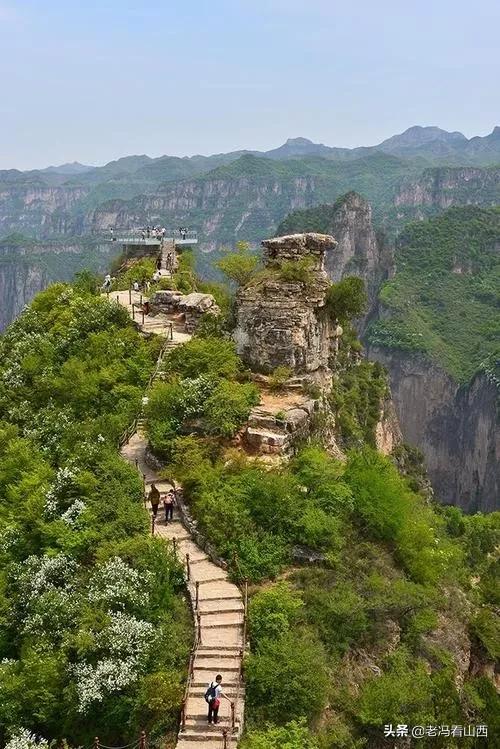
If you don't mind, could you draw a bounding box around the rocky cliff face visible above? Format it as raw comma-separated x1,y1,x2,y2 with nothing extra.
393,166,500,219
234,233,337,377
0,183,89,237
369,347,499,512
86,175,331,250
0,239,112,331
0,259,47,331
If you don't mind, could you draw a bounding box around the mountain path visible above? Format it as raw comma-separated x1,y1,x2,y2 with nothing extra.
116,290,245,748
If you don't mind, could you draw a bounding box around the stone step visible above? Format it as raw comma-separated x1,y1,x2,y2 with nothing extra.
200,612,244,628
200,627,243,648
198,599,244,614
185,696,242,720
197,645,243,654
190,566,228,583
176,738,225,748
194,655,241,669
194,581,240,599
190,685,243,697
193,667,240,682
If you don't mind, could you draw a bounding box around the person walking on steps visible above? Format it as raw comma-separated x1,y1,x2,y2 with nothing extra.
148,482,160,518
163,490,175,523
205,674,232,725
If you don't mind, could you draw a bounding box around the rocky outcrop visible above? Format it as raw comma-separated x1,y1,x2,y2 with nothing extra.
324,193,390,299
275,193,392,329
234,233,337,377
368,347,499,512
244,397,317,456
149,289,220,333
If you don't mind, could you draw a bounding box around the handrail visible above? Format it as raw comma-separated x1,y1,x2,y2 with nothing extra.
117,335,170,449
230,577,247,741
108,229,198,243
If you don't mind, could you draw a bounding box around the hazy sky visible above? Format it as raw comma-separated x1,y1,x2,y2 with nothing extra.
0,0,499,169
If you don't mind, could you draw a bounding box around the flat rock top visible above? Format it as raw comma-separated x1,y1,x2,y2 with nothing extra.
262,232,337,252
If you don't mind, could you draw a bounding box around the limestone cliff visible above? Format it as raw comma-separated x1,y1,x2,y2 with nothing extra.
0,239,112,330
0,182,89,237
368,347,499,513
393,166,500,221
234,233,337,378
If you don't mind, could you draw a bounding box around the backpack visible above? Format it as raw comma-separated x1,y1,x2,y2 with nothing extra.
204,682,218,703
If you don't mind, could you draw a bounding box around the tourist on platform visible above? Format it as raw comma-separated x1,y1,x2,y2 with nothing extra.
146,226,151,238
156,256,162,271
163,490,175,522
133,280,140,292
102,274,112,291
148,482,160,518
205,675,232,725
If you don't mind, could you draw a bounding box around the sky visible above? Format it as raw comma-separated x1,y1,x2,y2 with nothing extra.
0,0,499,170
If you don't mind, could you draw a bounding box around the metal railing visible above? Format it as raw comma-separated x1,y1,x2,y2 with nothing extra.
229,577,248,741
108,228,198,244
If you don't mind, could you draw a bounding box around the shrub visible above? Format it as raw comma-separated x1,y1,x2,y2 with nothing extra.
268,365,293,391
277,256,314,284
164,337,241,379
204,380,259,437
245,631,328,725
241,719,320,749
326,277,367,323
249,584,303,646
471,608,500,659
356,647,435,728
216,241,260,286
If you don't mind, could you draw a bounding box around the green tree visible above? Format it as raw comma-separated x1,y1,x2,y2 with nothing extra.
326,277,367,323
245,631,328,725
216,241,260,286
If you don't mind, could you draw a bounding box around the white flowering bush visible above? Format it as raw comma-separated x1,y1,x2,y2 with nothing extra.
73,613,156,712
61,499,87,526
5,729,49,749
44,467,80,518
88,557,152,610
13,554,77,603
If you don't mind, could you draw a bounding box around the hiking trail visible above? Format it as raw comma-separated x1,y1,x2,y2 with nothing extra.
116,289,246,748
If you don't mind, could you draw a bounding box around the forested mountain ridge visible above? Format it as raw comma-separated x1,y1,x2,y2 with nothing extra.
277,199,500,512
0,238,498,748
1,126,499,334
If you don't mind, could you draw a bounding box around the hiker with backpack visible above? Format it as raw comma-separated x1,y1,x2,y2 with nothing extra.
205,674,232,725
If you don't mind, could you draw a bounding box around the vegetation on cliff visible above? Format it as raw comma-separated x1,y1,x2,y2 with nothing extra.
368,206,500,383
0,249,498,749
0,284,191,747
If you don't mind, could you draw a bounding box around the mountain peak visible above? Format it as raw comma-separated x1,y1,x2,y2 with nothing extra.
285,137,316,146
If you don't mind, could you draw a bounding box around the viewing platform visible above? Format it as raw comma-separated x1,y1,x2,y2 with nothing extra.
108,228,198,245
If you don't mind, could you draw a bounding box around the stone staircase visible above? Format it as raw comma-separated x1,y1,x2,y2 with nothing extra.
113,288,245,748
161,239,176,276
121,432,246,749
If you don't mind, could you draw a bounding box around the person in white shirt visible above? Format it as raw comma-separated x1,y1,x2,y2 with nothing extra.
205,674,231,725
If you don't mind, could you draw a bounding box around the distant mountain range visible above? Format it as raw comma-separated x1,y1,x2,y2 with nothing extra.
5,125,500,187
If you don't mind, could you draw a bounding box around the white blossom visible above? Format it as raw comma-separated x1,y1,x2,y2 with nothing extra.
72,613,155,712
88,557,151,609
14,554,77,602
61,499,87,525
5,729,49,749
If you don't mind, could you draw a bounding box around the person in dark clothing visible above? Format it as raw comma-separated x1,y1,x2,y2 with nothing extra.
163,490,175,522
148,482,160,518
205,674,231,725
